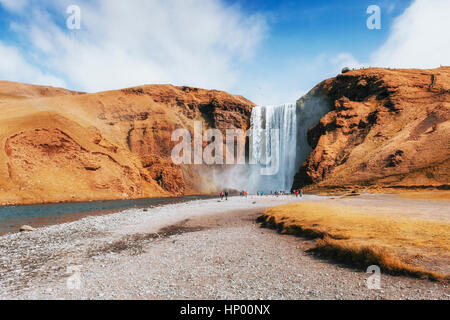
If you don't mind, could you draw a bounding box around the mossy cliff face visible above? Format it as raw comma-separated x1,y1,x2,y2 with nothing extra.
292,67,450,191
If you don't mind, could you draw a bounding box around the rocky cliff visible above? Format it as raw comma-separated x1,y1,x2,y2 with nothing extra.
2,67,448,204
0,82,254,205
292,67,450,192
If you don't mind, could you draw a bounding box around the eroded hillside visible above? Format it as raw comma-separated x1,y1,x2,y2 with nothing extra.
292,67,450,192
0,82,254,205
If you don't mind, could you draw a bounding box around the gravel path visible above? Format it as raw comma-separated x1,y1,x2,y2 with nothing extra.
0,195,448,300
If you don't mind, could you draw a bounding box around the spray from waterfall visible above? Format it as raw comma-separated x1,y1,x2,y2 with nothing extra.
249,104,298,191
212,95,330,194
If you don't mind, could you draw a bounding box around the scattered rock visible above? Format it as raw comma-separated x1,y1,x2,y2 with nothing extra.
19,225,35,232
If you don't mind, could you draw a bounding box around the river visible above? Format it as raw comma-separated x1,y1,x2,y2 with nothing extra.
0,195,217,235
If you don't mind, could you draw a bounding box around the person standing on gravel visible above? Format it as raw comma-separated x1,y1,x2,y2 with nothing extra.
225,191,229,200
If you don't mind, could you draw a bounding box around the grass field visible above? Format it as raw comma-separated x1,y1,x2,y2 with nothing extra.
260,202,450,281
396,191,450,201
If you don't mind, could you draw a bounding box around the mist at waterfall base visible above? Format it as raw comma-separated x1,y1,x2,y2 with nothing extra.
213,95,330,194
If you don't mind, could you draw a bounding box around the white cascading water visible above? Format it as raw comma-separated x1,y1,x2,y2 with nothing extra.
213,94,330,194
249,104,298,192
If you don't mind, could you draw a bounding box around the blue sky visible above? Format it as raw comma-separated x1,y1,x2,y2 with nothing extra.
226,0,414,102
0,0,448,104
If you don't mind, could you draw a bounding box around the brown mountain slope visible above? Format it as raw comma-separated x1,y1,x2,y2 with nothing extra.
0,82,254,205
292,67,450,192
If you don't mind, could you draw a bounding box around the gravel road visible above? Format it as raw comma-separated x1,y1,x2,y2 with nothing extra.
0,196,448,300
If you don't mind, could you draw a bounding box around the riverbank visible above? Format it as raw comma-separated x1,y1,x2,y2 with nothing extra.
0,195,218,236
0,195,448,300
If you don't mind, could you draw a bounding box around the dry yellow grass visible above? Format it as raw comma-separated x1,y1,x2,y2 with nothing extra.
397,191,450,201
261,202,450,281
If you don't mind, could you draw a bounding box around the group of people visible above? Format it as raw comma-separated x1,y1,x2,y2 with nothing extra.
270,189,303,197
239,190,249,198
220,191,229,200
221,189,304,199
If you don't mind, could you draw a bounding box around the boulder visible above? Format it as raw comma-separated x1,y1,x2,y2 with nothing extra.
19,225,35,232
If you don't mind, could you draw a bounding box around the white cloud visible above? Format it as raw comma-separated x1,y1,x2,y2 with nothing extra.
330,53,365,72
0,42,66,87
2,0,448,105
371,0,450,68
327,0,450,82
248,0,449,104
2,0,266,93
0,0,28,13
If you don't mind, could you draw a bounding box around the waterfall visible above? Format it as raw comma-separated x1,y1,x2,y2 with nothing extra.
249,104,298,192
213,93,330,194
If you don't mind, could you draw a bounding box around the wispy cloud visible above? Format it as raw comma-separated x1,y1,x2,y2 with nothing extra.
0,0,267,92
371,0,450,68
0,41,66,87
0,0,28,13
332,0,450,70
0,0,448,104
